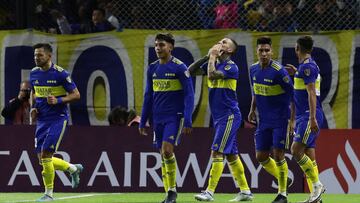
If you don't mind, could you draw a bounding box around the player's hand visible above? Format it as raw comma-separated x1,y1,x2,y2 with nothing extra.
47,95,58,105
285,64,297,76
289,119,295,137
182,127,192,135
139,127,148,136
248,111,256,124
310,117,319,133
209,44,222,57
30,108,38,125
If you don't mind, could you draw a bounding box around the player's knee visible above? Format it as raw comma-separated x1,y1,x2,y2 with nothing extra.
41,150,54,159
272,149,285,161
161,142,174,159
211,150,223,159
162,150,174,159
290,145,303,161
256,152,269,163
225,154,237,162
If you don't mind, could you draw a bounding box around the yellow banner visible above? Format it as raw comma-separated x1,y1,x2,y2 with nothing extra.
0,29,358,128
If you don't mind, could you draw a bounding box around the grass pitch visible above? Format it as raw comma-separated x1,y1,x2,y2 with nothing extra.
0,193,359,203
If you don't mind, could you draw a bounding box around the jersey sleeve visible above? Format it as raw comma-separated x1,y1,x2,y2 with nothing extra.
220,64,238,79
139,65,154,128
200,62,208,74
61,70,77,92
249,66,255,96
277,67,293,97
177,64,194,128
301,64,318,85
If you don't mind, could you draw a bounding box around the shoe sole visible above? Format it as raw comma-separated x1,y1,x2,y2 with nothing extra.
194,196,213,201
309,187,326,203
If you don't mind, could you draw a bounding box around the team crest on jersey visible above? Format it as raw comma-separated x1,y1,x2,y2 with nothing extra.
66,76,72,83
283,76,290,83
184,70,190,78
304,68,311,76
253,76,256,81
152,73,157,78
224,65,231,71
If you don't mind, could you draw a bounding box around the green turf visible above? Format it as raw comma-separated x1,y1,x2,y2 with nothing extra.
0,193,359,203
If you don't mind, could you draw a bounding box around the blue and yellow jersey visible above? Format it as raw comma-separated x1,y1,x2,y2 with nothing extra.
140,56,194,128
30,63,77,121
205,59,240,121
249,60,293,126
294,58,322,118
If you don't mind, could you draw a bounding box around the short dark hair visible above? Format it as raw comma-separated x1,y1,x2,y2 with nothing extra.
94,8,105,16
297,35,313,54
108,106,129,126
155,33,175,46
33,43,53,53
257,36,272,46
228,38,238,56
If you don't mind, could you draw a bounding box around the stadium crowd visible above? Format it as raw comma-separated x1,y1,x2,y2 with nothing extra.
0,0,359,32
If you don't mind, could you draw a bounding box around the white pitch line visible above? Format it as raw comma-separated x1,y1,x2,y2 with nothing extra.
7,193,120,203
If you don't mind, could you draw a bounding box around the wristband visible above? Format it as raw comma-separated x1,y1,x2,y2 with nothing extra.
57,97,63,104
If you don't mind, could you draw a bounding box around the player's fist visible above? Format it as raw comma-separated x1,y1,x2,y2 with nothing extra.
310,117,319,133
285,64,297,76
47,95,57,105
182,127,192,135
209,44,222,57
30,108,38,125
248,111,257,124
139,128,148,136
289,119,295,137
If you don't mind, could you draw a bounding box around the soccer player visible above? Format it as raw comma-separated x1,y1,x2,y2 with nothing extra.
286,35,325,203
30,43,83,201
248,36,293,203
189,38,253,202
139,33,194,203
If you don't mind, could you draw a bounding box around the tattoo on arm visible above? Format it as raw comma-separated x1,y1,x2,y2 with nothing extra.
188,56,208,76
207,55,224,80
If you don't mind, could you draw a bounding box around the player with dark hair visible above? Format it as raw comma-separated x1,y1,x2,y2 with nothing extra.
286,35,325,203
30,43,83,201
249,36,293,203
139,33,194,203
189,38,253,202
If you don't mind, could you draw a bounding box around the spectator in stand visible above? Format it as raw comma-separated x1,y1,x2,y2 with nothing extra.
1,81,31,124
254,0,275,31
108,106,141,127
100,1,122,31
198,0,216,29
130,5,147,29
54,8,115,34
213,0,239,29
318,0,340,31
34,0,61,33
295,0,317,31
268,2,297,32
0,0,15,29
